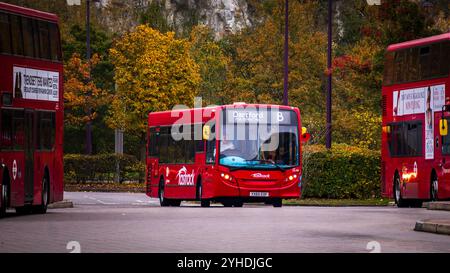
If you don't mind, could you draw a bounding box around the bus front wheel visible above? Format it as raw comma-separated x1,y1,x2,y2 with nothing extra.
197,179,210,207
272,198,282,208
159,179,171,207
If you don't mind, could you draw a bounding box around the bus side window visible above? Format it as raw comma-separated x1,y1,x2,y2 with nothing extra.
195,124,204,153
22,17,35,58
10,14,24,56
48,23,61,61
148,127,159,157
37,20,50,60
1,109,13,149
13,110,25,150
37,111,55,150
0,12,12,54
442,119,450,155
205,124,215,164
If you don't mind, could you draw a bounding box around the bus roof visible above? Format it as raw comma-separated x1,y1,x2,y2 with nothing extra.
0,2,59,22
387,32,450,52
148,103,298,116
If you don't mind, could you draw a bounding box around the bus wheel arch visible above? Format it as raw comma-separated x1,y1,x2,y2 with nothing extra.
430,169,438,201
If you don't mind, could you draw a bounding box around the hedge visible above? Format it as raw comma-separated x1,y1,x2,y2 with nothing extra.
64,154,145,183
301,144,381,199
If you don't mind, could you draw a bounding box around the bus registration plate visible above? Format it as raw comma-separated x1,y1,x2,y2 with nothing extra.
250,192,269,197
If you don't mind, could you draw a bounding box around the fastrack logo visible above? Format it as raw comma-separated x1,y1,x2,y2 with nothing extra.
252,173,270,179
176,166,195,186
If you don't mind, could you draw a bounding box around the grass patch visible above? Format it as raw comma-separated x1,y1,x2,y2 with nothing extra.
283,198,392,207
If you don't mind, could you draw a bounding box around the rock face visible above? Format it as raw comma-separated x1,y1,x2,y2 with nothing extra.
99,0,253,38
164,0,252,38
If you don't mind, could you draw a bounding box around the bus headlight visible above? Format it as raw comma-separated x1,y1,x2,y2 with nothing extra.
221,173,234,183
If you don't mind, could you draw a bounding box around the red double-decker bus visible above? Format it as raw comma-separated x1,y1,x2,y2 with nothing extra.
381,33,450,207
146,103,309,207
0,2,64,216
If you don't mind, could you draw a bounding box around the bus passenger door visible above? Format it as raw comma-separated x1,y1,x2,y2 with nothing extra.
24,110,35,203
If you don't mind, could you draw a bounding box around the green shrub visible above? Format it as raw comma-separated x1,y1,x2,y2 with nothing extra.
301,144,381,199
64,153,145,183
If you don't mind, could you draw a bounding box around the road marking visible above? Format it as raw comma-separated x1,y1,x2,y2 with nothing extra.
87,196,118,205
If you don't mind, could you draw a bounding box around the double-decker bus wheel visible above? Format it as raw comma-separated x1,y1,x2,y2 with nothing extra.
159,178,171,207
430,172,438,202
394,174,408,208
33,175,49,214
1,176,10,218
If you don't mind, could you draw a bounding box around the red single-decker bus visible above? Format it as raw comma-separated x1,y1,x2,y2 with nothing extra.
146,103,310,207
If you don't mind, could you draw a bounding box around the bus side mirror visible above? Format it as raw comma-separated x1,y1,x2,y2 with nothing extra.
440,119,448,136
301,127,311,143
203,125,211,140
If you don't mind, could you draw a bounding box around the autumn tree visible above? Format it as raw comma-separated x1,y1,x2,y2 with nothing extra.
108,25,200,154
189,25,231,106
223,1,327,140
64,53,110,128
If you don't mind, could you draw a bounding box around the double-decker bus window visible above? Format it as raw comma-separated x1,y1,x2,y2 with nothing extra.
394,50,406,83
0,11,11,54
384,41,449,86
38,111,55,150
419,46,432,80
22,16,36,58
38,20,50,60
206,124,216,164
383,51,394,86
13,110,24,150
442,119,450,155
406,47,419,82
388,122,422,157
48,23,60,61
439,41,449,77
10,14,23,56
1,109,13,149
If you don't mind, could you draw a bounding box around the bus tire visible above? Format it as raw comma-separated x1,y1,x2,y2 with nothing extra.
222,201,233,207
1,176,9,218
170,200,181,207
273,198,282,208
15,206,32,215
233,199,243,207
197,179,210,207
394,174,409,208
33,174,50,214
430,172,439,202
159,178,170,207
